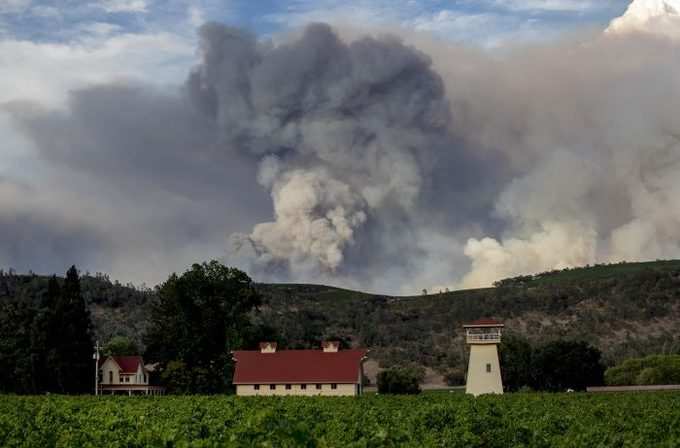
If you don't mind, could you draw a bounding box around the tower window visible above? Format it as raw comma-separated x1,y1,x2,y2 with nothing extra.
486,363,492,373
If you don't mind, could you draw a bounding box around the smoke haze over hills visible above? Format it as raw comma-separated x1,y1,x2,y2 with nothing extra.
3,5,680,294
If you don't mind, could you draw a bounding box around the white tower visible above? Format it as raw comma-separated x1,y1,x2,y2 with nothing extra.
464,319,504,396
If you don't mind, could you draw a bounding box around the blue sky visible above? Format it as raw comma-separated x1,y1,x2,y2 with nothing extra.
2,0,630,45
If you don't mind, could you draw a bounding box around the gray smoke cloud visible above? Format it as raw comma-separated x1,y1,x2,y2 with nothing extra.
5,21,680,293
184,23,498,291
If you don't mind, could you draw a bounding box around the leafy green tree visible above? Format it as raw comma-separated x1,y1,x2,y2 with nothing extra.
500,334,533,391
0,301,34,393
377,367,421,394
531,341,604,391
160,360,192,394
605,354,680,385
144,261,261,393
28,276,60,393
103,336,139,357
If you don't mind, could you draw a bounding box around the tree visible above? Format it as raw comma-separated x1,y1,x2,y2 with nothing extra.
144,261,261,394
499,334,533,392
530,341,604,391
28,276,60,393
0,301,34,393
54,266,95,393
377,367,421,394
103,336,140,357
605,354,680,386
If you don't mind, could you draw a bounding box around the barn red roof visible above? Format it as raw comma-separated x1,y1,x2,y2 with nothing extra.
232,349,368,384
100,356,144,373
464,318,504,327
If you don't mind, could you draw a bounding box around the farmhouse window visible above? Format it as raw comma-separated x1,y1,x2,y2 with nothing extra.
109,371,113,383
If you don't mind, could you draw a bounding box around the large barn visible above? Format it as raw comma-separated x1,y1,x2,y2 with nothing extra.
232,342,368,396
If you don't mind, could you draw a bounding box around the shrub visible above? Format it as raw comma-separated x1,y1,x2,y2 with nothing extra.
443,368,465,386
605,355,680,386
377,367,421,394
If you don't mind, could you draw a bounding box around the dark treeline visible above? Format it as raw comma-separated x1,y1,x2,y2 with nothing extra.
500,336,605,391
0,267,93,394
2,259,680,394
0,261,270,395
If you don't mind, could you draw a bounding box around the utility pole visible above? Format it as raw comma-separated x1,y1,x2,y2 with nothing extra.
93,340,101,396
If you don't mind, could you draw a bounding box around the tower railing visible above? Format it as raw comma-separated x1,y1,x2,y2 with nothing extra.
466,332,501,344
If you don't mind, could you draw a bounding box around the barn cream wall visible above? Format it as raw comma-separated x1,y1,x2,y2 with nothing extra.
236,383,358,396
465,344,503,396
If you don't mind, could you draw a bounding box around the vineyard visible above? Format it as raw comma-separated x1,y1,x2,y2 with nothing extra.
2,393,680,447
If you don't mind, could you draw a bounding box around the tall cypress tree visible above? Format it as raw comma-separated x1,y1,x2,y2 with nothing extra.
55,266,94,393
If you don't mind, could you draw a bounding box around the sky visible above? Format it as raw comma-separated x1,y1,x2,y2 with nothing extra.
5,0,680,294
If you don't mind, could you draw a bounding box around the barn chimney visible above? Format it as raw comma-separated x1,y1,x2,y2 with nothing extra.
259,342,277,353
322,341,340,352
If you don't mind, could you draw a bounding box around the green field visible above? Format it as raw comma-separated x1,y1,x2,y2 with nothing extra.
2,393,680,447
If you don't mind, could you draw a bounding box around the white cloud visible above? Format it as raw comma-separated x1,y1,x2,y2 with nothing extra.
29,5,60,18
0,0,31,14
0,31,194,106
188,4,205,28
97,0,148,14
0,29,195,204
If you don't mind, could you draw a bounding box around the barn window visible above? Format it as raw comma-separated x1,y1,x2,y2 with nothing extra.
285,384,291,390
486,363,492,373
316,384,322,390
254,384,260,390
331,384,337,390
301,384,307,390
270,384,276,390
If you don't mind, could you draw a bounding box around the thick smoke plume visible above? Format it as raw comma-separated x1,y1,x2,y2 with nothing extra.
186,23,477,288
6,17,680,293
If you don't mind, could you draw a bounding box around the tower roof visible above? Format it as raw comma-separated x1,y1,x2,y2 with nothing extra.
463,318,504,328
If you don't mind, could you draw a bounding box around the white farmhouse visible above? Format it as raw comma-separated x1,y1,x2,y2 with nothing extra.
98,356,164,395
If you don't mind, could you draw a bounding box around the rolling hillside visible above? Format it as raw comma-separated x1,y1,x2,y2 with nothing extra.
2,260,680,385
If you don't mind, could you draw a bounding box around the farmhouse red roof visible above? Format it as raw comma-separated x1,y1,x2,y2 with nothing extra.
232,349,367,384
100,356,144,373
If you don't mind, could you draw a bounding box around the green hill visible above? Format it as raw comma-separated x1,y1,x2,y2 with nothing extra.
2,260,680,385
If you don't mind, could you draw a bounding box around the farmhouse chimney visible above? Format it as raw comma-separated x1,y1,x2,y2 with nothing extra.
322,341,340,352
259,342,277,353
